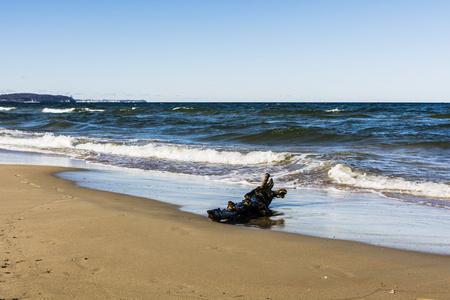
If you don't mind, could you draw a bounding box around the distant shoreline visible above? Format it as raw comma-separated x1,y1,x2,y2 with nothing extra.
0,93,147,103
0,93,75,103
74,99,148,103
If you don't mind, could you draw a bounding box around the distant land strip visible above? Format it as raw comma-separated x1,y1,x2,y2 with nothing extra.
0,93,147,103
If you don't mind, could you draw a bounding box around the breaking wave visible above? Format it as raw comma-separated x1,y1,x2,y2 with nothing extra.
0,129,288,166
0,130,74,150
75,142,288,165
328,164,450,199
1,128,448,202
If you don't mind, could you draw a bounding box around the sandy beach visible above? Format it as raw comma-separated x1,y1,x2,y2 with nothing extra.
1,165,449,299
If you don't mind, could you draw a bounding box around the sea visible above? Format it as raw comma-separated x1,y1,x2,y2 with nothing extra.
0,102,449,254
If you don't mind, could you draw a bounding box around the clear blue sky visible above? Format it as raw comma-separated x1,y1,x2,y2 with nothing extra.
1,0,449,102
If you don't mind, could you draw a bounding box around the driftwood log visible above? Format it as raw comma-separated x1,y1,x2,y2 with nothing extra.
207,173,287,223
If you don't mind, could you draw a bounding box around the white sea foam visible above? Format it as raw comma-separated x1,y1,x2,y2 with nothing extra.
75,142,288,165
0,129,287,165
173,107,195,111
0,128,27,137
83,108,105,112
325,108,343,113
0,132,74,149
0,107,16,111
328,164,450,199
41,108,105,113
42,108,76,114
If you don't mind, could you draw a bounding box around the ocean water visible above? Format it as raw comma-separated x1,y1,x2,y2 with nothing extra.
0,102,449,253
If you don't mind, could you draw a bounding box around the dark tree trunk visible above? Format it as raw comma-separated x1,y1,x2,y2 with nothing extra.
207,173,287,223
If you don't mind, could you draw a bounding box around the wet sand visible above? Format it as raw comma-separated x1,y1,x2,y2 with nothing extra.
1,165,449,299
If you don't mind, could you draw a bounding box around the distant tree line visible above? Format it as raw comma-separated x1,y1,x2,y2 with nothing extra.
0,93,75,103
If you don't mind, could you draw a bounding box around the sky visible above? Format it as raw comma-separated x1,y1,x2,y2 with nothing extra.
1,0,449,102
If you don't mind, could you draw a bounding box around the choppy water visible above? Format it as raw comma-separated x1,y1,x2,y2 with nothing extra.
0,102,448,207
1,101,449,254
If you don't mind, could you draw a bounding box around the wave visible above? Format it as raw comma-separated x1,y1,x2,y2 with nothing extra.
328,164,450,199
0,129,288,166
0,125,448,202
430,113,450,119
42,108,76,114
173,107,195,111
229,127,364,145
393,141,450,150
107,107,138,116
75,142,288,165
42,108,105,114
325,108,344,113
83,108,105,112
120,107,137,111
0,107,16,111
0,131,74,149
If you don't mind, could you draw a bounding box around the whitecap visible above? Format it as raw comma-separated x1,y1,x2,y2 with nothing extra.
0,107,16,111
82,108,105,112
325,108,343,113
42,108,76,114
173,107,195,111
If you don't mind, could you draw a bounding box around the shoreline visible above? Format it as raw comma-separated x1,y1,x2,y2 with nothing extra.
1,164,450,299
59,166,450,255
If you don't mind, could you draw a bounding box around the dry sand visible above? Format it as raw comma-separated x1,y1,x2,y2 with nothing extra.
1,165,449,299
